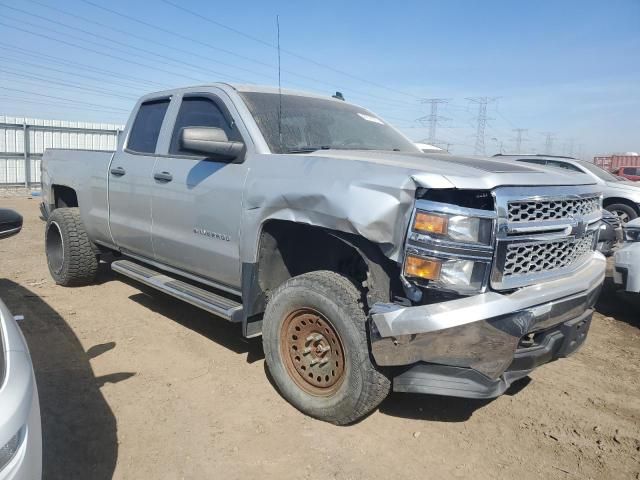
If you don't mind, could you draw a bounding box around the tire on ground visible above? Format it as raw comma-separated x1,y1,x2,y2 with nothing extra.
262,270,390,425
605,203,638,224
45,207,98,286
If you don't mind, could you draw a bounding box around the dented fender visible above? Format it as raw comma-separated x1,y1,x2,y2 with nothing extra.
239,153,456,264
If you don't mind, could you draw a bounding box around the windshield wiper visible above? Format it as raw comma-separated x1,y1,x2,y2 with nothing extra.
285,146,331,154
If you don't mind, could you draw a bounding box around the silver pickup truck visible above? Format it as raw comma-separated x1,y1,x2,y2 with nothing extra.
41,84,605,424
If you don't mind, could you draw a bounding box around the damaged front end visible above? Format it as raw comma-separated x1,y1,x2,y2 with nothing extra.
369,183,606,399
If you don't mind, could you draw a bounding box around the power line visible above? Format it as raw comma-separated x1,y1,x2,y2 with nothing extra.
0,6,249,84
0,67,139,101
0,87,131,112
417,98,449,145
2,9,422,119
560,138,576,157
0,42,167,89
160,0,423,100
0,96,127,118
0,30,421,127
1,74,134,105
542,132,556,155
490,137,505,154
10,0,427,112
0,19,214,84
0,0,532,138
23,0,277,83
0,53,158,92
466,97,499,155
512,128,528,154
78,0,422,108
80,0,277,70
495,107,517,129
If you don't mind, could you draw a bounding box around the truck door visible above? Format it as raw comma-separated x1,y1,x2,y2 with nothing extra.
150,93,247,289
108,98,170,257
624,167,640,181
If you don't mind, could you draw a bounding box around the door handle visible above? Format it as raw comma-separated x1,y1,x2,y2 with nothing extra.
110,166,126,176
154,171,173,182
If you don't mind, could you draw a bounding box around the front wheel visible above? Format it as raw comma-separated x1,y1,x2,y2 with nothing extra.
262,271,390,425
606,203,637,224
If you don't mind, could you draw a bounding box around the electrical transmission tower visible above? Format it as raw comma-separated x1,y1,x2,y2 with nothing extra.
542,132,555,155
512,128,528,154
418,98,449,145
467,97,499,155
563,138,576,157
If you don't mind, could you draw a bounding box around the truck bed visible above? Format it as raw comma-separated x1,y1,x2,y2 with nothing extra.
41,148,114,246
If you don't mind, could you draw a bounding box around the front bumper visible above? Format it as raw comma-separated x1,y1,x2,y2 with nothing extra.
369,252,605,395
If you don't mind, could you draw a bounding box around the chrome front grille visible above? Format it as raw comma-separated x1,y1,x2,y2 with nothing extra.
508,196,600,223
492,186,602,290
503,231,596,276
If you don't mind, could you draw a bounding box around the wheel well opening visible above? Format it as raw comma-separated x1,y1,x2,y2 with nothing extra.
603,197,639,214
257,221,369,295
52,185,78,209
245,220,400,321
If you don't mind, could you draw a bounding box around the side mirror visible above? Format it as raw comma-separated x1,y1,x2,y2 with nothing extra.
180,127,244,161
0,209,23,239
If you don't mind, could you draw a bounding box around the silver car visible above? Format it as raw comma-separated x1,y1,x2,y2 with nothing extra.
0,209,42,480
497,155,640,223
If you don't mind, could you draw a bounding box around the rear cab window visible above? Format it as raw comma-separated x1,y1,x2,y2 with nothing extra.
127,99,171,154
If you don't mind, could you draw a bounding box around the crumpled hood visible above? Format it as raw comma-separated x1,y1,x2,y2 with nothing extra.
240,150,599,264
315,150,597,189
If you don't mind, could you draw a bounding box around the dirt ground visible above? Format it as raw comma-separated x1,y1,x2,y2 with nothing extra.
1,196,639,480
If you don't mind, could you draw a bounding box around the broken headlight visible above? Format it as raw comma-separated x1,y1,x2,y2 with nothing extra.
403,198,496,295
413,211,493,245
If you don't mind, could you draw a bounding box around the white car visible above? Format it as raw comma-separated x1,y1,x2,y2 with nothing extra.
614,218,640,293
497,155,640,224
0,209,42,479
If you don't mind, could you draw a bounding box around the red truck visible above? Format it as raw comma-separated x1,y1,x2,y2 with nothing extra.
612,166,640,182
594,155,640,181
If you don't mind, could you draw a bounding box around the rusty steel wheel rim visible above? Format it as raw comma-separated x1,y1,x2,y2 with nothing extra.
280,308,346,396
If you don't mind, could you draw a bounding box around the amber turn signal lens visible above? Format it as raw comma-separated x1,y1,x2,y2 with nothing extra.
413,212,447,235
404,255,441,280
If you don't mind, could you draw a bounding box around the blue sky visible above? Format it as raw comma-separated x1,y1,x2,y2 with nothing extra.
0,0,638,158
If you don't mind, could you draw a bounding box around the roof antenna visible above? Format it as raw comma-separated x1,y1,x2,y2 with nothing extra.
277,15,283,151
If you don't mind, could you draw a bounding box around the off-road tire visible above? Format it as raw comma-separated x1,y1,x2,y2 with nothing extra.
262,270,390,425
605,203,637,224
45,207,98,286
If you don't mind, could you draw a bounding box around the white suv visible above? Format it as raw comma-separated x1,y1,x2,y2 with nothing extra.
497,155,640,224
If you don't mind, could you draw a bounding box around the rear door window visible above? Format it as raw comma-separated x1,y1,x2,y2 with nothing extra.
127,99,170,154
169,97,240,155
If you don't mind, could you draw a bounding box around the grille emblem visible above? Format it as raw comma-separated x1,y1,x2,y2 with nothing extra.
494,188,601,289
569,216,587,237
